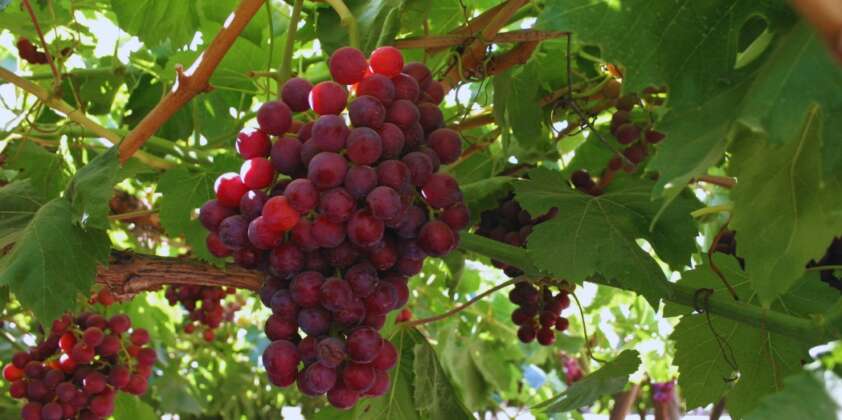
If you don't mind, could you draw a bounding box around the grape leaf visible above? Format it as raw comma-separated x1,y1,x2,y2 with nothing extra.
745,368,842,420
671,311,811,418
0,180,47,250
729,106,842,305
662,254,750,317
414,330,474,419
0,0,71,40
113,393,157,420
0,198,110,324
65,147,120,230
650,22,842,198
493,63,554,161
343,327,471,420
315,0,407,54
535,0,791,102
4,141,67,199
514,169,700,307
459,176,512,221
434,329,489,412
157,165,227,264
110,0,201,49
736,23,842,176
534,350,640,413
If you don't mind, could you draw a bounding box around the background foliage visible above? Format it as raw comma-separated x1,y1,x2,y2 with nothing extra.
0,0,840,418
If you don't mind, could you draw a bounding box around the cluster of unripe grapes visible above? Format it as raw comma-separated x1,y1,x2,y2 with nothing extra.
198,45,466,409
570,82,666,196
509,282,570,345
3,312,154,420
165,285,239,341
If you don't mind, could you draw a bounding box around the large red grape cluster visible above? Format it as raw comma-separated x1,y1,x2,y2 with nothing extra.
198,45,466,409
165,285,239,341
475,194,569,345
3,312,154,420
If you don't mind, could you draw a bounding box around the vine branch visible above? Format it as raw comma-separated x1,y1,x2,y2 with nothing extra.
117,0,267,164
402,277,520,327
0,67,171,169
278,0,304,85
440,0,530,91
21,0,61,87
394,30,567,50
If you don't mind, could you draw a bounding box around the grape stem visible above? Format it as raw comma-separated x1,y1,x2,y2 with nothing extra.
322,0,359,49
0,67,172,169
694,175,736,189
690,204,733,219
21,0,62,89
107,209,157,221
458,232,838,343
401,277,521,328
394,30,568,50
278,0,304,86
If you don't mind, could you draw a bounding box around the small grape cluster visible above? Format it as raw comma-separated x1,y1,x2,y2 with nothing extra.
651,380,675,403
569,83,667,196
509,282,570,345
198,45,466,409
16,38,49,65
165,285,239,341
474,195,568,345
3,312,155,420
475,194,556,277
562,356,583,385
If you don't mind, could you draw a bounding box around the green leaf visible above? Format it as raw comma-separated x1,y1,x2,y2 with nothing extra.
515,169,700,307
347,327,471,420
534,350,640,413
110,0,201,49
662,254,749,318
4,141,67,199
671,312,811,418
736,23,842,176
493,62,553,160
0,180,47,250
0,198,110,324
113,393,157,420
156,369,205,415
316,0,408,54
536,0,790,102
460,177,512,222
745,368,842,420
439,328,491,410
730,106,842,304
157,165,227,264
65,147,120,230
414,330,473,420
0,1,71,40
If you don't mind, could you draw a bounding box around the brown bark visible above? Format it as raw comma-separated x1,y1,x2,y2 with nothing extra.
96,251,263,296
790,0,842,63
394,30,567,50
610,383,641,420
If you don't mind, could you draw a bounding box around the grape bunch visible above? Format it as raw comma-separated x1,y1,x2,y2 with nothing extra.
475,194,556,278
16,38,49,65
562,356,583,385
165,285,239,341
509,282,570,345
3,312,155,420
569,83,667,196
651,380,676,403
474,195,569,345
198,45,466,409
